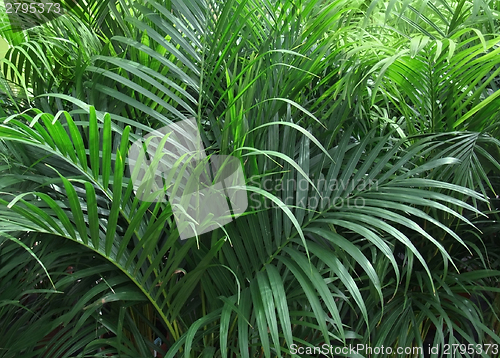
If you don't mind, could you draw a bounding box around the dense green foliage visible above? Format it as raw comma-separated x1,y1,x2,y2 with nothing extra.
0,0,500,357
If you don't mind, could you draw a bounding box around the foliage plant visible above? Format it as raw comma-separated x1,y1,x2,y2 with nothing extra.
0,0,499,357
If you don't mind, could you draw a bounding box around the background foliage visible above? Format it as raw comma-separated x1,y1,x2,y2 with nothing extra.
0,0,500,357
